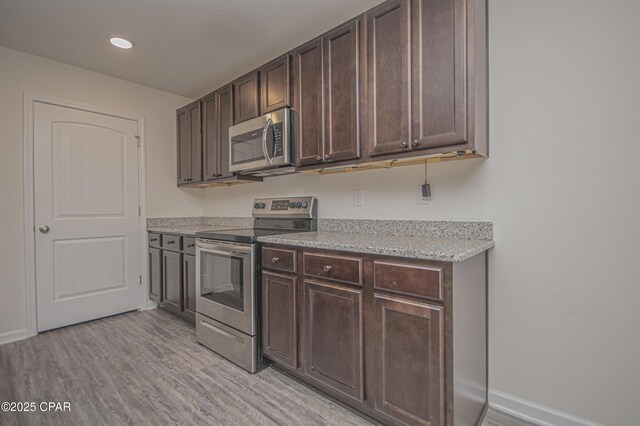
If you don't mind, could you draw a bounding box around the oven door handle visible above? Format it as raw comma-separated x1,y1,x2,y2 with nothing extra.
261,117,274,165
198,248,250,258
196,241,252,255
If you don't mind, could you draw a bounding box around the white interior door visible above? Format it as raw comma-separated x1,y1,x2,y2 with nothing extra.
34,101,142,332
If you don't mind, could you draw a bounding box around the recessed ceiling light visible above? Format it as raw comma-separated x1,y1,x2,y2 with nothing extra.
109,36,133,49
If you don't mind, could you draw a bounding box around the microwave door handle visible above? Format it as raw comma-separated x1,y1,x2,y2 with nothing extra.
261,117,274,165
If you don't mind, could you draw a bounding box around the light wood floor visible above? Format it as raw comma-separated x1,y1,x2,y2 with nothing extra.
0,310,536,426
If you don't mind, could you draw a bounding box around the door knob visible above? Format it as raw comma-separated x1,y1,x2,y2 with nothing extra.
39,225,50,234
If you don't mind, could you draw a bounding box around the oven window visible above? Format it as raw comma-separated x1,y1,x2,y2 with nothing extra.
200,251,244,311
231,131,265,165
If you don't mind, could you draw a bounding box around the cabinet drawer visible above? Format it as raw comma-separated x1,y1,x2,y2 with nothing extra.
183,237,196,255
303,252,363,286
373,260,443,301
148,233,162,248
162,235,182,251
262,247,297,273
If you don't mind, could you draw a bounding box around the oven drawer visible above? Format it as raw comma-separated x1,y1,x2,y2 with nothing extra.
196,313,259,373
262,247,297,273
163,235,182,251
183,237,196,255
373,260,444,301
148,233,162,248
303,252,363,286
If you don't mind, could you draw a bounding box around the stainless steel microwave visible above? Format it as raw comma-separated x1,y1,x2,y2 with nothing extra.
228,108,293,176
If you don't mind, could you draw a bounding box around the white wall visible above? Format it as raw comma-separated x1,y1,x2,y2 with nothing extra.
0,46,199,337
201,1,640,424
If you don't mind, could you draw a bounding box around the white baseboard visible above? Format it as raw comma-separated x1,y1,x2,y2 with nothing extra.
0,329,29,345
489,389,604,426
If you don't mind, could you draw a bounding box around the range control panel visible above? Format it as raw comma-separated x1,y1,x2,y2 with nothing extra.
252,196,316,218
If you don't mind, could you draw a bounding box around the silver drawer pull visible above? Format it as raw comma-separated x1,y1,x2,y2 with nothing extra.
199,320,244,344
323,265,332,272
272,257,280,263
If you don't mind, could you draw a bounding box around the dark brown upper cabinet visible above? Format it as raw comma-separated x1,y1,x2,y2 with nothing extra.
260,55,291,114
410,0,467,151
202,84,234,181
294,18,363,168
293,38,324,166
323,19,362,164
367,0,411,156
176,100,202,185
233,70,260,124
202,91,217,181
367,0,486,158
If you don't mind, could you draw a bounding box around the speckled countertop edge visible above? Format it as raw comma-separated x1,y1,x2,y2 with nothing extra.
257,232,494,263
146,217,253,236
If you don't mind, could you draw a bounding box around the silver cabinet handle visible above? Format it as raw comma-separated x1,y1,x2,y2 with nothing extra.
412,139,419,147
315,155,322,161
39,225,50,234
323,265,332,272
272,257,280,263
400,141,408,148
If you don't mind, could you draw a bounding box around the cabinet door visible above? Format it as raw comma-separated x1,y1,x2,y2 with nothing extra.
262,272,297,368
261,55,291,114
233,70,260,124
367,0,412,156
148,247,162,302
202,91,218,180
411,0,467,150
216,84,234,179
323,19,361,163
373,294,444,426
304,280,363,402
187,100,202,182
161,250,183,315
183,254,196,323
294,38,324,166
176,106,190,184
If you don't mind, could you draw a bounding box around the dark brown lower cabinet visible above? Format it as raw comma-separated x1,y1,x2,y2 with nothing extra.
148,247,162,302
161,250,183,315
150,232,196,326
262,272,297,368
261,245,488,426
183,254,196,324
303,280,363,402
374,294,444,426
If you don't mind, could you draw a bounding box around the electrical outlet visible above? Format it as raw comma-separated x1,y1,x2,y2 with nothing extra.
353,189,364,207
417,184,431,205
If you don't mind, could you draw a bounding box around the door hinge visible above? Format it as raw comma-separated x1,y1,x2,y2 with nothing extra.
139,275,142,285
135,135,141,147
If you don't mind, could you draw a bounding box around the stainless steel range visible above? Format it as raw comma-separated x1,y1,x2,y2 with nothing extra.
195,196,317,373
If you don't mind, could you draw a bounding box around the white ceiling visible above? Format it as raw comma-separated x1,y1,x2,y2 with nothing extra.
0,0,382,99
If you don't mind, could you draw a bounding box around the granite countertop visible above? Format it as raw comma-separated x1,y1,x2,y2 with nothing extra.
257,231,494,262
146,225,244,236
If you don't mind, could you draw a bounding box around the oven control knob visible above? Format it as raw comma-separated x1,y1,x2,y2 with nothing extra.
289,201,295,208
254,203,260,209
301,201,309,209
295,201,302,208
259,203,266,209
